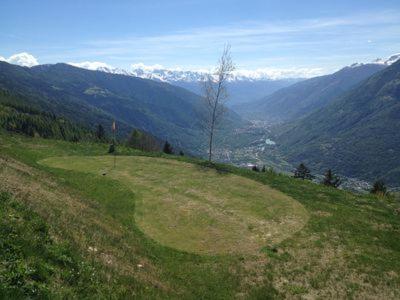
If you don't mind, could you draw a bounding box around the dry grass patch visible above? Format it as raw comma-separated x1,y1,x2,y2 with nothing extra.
40,155,309,255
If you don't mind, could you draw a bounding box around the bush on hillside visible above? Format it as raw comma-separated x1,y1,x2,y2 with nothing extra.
322,169,342,188
293,163,314,180
127,129,161,152
370,180,387,196
163,141,173,154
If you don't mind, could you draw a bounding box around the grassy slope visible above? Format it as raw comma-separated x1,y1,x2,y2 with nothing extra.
0,192,108,298
0,131,400,299
39,155,308,255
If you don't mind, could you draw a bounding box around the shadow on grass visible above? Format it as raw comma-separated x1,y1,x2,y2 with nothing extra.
195,161,231,175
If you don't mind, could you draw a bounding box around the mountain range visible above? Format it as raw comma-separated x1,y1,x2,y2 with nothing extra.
67,54,400,110
235,54,400,122
68,61,304,106
1,52,400,187
0,61,242,154
277,59,400,185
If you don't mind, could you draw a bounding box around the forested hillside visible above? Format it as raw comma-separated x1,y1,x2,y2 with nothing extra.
0,62,243,153
278,60,400,185
0,89,94,141
238,64,385,122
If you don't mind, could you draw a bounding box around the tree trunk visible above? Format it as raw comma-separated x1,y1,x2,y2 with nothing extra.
208,122,214,162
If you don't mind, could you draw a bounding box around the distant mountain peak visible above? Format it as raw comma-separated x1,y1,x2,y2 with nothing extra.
3,50,399,82
67,61,131,76
349,53,400,68
129,65,208,82
65,62,321,82
129,64,324,82
371,53,400,65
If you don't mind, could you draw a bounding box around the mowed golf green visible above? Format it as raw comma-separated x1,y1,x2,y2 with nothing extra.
41,156,309,255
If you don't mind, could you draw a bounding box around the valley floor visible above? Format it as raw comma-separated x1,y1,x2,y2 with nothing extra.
0,132,399,299
216,120,379,193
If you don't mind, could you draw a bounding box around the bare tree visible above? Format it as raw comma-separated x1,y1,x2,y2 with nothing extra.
202,45,235,162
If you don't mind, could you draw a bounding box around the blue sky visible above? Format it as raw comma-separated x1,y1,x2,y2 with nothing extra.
1,0,400,75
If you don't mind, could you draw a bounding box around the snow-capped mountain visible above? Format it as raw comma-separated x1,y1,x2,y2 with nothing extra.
2,51,399,106
372,53,400,65
2,51,399,80
64,62,308,106
129,63,208,82
67,61,131,76
350,53,400,68
128,63,323,82
61,53,400,106
68,61,314,82
67,53,400,83
68,53,400,83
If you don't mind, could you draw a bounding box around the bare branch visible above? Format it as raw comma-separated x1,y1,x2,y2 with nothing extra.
200,44,235,161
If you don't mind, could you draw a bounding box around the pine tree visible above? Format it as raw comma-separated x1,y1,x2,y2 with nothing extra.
370,180,387,196
261,165,266,172
163,141,173,154
179,151,184,156
128,129,143,150
294,163,313,180
96,124,105,140
127,129,160,152
322,169,341,188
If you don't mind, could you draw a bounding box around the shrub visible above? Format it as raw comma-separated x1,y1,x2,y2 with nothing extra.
322,169,341,188
293,163,314,180
370,180,387,196
163,141,173,154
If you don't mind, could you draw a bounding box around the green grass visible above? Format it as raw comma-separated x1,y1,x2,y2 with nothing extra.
1,131,400,299
0,192,109,298
39,155,308,255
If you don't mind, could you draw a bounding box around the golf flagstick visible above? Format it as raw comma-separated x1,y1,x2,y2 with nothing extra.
112,120,116,168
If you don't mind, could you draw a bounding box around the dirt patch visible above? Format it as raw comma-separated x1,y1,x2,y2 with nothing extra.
312,210,333,217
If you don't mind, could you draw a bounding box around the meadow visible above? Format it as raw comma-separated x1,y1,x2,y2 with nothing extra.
1,132,399,299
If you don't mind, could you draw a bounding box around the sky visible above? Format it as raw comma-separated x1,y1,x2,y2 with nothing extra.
1,0,400,77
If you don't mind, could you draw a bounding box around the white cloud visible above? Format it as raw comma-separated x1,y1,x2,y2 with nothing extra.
0,56,6,62
6,52,39,67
